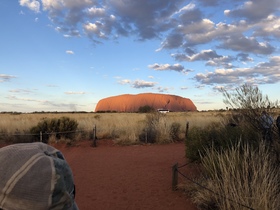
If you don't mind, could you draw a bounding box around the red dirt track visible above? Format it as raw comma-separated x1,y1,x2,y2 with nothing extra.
57,140,198,210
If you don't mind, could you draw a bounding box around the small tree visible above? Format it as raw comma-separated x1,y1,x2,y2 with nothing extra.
221,83,279,140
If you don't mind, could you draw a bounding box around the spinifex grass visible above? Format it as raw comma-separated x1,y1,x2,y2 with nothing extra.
191,141,280,210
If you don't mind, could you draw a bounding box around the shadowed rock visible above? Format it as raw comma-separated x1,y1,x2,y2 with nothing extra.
95,93,197,112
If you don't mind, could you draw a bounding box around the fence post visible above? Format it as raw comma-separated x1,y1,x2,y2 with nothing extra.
172,163,178,191
92,125,97,147
185,121,189,140
145,128,148,144
40,131,42,142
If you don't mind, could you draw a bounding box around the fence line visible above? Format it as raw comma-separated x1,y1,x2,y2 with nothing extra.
0,129,92,136
172,163,255,210
0,126,98,147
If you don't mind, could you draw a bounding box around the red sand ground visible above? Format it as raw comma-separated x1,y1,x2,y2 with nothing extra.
56,140,198,210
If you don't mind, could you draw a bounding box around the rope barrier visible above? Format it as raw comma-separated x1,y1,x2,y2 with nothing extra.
177,160,196,169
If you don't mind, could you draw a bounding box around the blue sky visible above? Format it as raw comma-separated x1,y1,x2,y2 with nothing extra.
1,0,279,112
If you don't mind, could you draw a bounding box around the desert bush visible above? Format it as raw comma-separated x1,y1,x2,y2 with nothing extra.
139,112,184,144
30,117,78,143
185,122,260,162
139,127,156,143
0,129,34,144
139,112,169,143
139,113,159,143
190,141,280,210
138,105,155,113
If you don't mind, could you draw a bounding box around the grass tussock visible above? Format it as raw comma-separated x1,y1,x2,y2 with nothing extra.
190,141,280,210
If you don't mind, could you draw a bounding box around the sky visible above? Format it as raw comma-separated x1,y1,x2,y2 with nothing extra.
1,0,280,112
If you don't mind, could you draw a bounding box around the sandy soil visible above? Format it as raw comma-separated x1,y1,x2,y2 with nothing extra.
55,140,198,210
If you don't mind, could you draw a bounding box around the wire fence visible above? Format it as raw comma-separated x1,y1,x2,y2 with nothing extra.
172,162,255,210
0,125,98,146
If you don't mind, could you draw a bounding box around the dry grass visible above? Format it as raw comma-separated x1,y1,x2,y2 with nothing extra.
190,141,280,210
0,111,223,144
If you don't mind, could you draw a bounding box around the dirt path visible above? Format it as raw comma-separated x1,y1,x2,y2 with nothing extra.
56,140,198,210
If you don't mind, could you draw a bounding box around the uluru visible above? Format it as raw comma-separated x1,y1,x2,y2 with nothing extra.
95,93,197,112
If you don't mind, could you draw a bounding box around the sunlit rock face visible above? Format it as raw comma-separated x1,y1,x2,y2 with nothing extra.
95,93,197,112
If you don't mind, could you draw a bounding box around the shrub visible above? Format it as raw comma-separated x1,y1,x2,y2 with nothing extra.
138,105,155,113
0,129,34,144
139,112,159,143
139,125,157,144
139,112,175,144
222,83,279,139
185,122,260,162
30,117,78,143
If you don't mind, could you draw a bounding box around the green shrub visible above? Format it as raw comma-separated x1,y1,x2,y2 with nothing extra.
30,117,78,143
138,105,155,113
185,122,260,162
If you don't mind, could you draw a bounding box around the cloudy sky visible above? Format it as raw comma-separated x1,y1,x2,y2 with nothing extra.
1,0,279,112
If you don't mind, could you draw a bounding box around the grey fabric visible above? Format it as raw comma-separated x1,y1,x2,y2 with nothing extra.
0,142,78,210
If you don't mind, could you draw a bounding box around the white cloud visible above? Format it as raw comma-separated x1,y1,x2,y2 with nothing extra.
176,3,196,14
131,80,157,88
194,56,280,86
220,35,275,54
64,91,85,95
87,7,106,17
118,79,131,85
225,0,280,22
9,89,34,94
0,74,16,82
66,50,74,54
224,10,230,16
83,22,106,38
6,95,44,103
148,63,182,71
19,0,40,13
253,15,280,38
180,86,188,90
118,79,157,88
42,0,92,11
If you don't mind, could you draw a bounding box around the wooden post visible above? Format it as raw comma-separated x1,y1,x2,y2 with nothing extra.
145,128,148,144
185,121,189,140
92,125,97,147
172,163,178,191
40,131,42,142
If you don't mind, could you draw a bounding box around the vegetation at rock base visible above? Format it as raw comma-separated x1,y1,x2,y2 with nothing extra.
138,105,155,113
